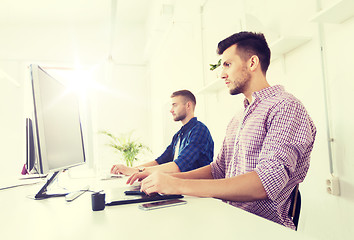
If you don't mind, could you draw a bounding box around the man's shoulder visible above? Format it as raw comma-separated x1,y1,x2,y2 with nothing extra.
193,119,210,131
186,119,212,137
261,89,306,111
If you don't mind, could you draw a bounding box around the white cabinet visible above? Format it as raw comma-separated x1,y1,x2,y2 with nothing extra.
270,36,311,61
310,0,354,24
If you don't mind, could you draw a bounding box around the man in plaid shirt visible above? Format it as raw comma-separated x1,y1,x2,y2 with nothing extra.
130,32,316,229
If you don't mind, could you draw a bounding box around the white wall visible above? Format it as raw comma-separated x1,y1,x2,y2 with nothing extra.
0,62,25,178
312,13,354,240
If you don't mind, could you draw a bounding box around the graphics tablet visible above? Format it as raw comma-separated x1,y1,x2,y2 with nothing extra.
105,185,183,206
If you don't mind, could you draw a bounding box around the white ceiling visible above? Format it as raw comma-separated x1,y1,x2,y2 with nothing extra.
0,0,150,25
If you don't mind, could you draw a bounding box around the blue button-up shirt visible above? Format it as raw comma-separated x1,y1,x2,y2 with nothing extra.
156,117,214,172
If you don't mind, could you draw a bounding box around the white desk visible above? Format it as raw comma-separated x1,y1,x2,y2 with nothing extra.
0,175,316,240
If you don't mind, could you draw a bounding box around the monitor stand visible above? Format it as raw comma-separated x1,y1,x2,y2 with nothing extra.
33,170,68,200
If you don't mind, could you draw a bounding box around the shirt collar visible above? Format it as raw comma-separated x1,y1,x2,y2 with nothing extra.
179,117,197,135
244,85,285,108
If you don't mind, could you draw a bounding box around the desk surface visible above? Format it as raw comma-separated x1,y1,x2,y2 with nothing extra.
0,174,316,240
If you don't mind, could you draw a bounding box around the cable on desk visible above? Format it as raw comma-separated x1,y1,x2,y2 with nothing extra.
0,181,41,191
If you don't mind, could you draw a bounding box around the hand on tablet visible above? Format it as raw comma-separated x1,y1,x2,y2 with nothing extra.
140,172,180,195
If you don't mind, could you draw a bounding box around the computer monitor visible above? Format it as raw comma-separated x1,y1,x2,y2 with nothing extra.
30,64,86,199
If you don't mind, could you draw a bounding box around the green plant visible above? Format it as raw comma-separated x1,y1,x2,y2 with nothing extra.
99,130,150,167
209,59,221,71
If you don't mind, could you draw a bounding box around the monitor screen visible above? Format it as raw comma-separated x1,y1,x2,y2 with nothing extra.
30,64,86,174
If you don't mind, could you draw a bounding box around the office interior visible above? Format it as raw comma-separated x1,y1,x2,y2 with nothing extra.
0,0,353,239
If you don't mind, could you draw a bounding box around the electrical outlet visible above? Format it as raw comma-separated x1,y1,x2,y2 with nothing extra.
326,174,340,196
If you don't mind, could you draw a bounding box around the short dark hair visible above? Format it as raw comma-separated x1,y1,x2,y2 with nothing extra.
171,90,196,106
217,31,271,74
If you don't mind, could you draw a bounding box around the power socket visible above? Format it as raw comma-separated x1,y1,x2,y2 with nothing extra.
326,174,340,196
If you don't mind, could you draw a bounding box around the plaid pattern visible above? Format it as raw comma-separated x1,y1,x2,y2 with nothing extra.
156,117,214,172
211,85,316,229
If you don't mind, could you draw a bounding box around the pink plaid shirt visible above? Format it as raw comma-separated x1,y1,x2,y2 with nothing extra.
210,85,316,229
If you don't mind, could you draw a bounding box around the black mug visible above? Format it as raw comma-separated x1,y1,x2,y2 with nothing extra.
91,192,106,211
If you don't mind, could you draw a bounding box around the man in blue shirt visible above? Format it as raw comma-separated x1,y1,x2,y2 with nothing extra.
111,90,214,176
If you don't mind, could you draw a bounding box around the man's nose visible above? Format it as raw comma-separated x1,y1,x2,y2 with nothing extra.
220,70,227,79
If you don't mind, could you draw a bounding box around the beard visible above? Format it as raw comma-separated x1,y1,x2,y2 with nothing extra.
229,66,251,96
229,84,243,95
173,112,187,122
174,113,186,122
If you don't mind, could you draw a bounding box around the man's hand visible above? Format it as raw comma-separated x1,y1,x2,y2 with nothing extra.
140,172,180,195
111,164,137,176
126,171,151,185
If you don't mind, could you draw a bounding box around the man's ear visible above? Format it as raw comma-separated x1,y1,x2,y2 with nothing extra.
248,55,260,72
186,101,195,112
186,101,191,109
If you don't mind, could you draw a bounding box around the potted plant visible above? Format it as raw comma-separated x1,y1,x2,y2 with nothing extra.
99,130,150,167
